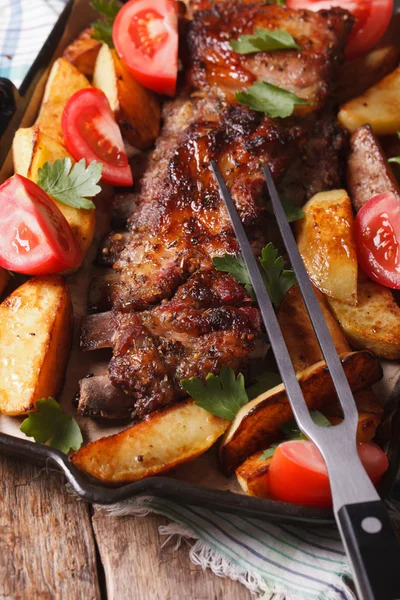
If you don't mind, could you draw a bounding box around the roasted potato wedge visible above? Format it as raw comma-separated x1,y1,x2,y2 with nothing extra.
236,403,381,497
296,190,358,305
336,13,400,105
0,269,10,298
338,66,400,136
13,126,96,262
62,27,102,77
93,44,160,149
36,58,90,145
236,451,271,497
0,276,73,415
219,351,382,474
278,284,350,373
328,274,400,360
71,400,229,483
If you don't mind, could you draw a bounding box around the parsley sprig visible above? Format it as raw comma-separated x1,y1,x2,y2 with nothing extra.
181,366,281,421
37,158,102,210
181,366,248,421
20,398,83,454
91,0,121,48
213,243,296,309
259,411,331,460
236,82,310,118
231,28,299,55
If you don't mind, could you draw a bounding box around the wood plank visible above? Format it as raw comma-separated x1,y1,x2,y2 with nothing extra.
0,456,101,600
92,510,251,600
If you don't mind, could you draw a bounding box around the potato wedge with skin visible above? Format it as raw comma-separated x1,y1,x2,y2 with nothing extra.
296,190,358,305
0,276,73,415
62,27,102,77
328,274,400,360
71,401,229,483
278,285,350,373
219,351,382,474
236,406,381,498
36,58,90,146
338,66,400,136
236,451,271,498
336,13,400,105
347,125,400,213
13,126,96,262
93,44,160,149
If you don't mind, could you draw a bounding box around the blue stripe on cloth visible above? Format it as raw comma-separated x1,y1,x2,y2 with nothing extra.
0,0,67,88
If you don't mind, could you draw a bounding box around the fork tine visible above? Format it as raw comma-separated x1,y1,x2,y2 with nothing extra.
210,160,316,437
262,164,358,424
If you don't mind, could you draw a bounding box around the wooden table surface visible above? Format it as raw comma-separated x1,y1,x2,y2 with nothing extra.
0,454,252,599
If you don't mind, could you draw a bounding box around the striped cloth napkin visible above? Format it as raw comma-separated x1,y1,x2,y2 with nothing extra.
0,1,356,598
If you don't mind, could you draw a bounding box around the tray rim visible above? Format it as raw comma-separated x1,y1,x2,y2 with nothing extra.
0,0,399,525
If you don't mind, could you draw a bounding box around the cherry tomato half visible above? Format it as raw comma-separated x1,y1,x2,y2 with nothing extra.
62,88,133,187
113,0,178,96
267,440,388,508
286,0,393,59
0,175,82,275
354,192,400,289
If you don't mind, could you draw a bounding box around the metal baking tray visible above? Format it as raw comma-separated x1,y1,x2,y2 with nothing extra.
0,0,399,525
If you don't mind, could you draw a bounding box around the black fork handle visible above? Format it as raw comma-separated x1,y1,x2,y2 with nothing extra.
338,500,400,600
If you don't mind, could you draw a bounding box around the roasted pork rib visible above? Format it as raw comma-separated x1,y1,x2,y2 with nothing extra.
78,1,352,419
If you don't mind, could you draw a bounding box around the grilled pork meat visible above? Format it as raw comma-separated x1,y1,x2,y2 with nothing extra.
347,125,400,213
79,2,352,419
186,3,353,107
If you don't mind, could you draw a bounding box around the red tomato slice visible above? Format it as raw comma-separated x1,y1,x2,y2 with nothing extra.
286,0,393,59
267,440,389,508
62,89,133,187
0,175,82,275
354,192,400,289
113,0,178,96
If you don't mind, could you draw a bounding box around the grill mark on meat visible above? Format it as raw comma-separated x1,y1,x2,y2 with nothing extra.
185,3,353,108
79,2,352,418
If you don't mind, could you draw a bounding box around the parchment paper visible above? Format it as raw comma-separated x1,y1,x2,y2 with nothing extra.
0,0,399,495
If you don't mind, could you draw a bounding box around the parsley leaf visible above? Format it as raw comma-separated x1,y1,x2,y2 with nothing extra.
246,371,281,400
266,195,305,223
36,158,102,210
231,28,300,55
181,365,248,421
91,0,121,47
389,156,400,165
259,243,296,309
259,444,280,460
236,82,310,118
20,398,83,454
280,410,332,440
258,410,330,461
213,243,295,309
212,254,255,299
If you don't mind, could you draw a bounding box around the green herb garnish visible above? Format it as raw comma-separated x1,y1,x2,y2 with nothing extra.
212,254,254,299
236,82,309,118
213,243,295,309
20,398,83,454
181,365,248,421
91,0,121,48
266,195,305,223
36,158,102,210
259,243,297,309
231,28,299,55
